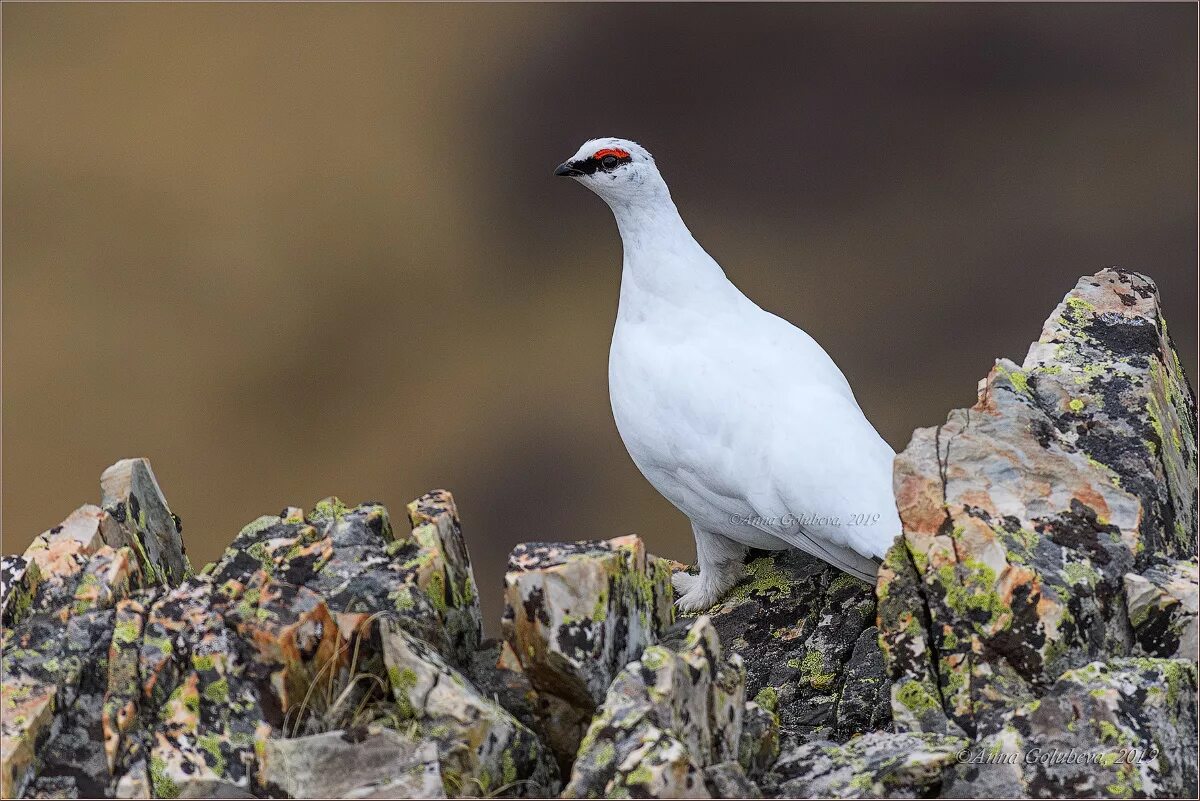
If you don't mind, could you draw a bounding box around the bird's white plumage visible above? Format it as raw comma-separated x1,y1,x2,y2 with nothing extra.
559,137,901,609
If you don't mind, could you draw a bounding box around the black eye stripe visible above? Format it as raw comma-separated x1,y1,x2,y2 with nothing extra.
567,153,633,175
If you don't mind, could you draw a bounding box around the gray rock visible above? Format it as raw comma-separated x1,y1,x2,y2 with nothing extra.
683,549,889,746
705,761,762,798
943,658,1197,798
500,536,675,765
765,731,967,798
1124,559,1198,661
101,458,190,586
262,726,445,799
564,616,745,798
406,490,484,666
382,620,558,797
737,701,780,780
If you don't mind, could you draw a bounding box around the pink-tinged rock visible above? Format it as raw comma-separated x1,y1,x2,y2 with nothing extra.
0,676,56,798
879,269,1197,739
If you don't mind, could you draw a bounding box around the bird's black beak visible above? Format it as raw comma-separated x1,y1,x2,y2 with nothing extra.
555,160,584,177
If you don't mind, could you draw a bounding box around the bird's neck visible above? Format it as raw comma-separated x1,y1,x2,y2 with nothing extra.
608,194,735,312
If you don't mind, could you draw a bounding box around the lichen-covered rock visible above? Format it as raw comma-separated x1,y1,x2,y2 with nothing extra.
564,616,748,798
206,494,478,667
140,578,275,798
1,556,42,628
20,505,123,616
1,517,149,799
879,269,1198,740
500,536,675,763
3,608,123,798
2,471,506,798
705,760,762,798
1,675,56,798
684,549,888,745
101,458,190,586
1124,559,1197,661
407,490,483,663
262,726,446,799
943,658,1198,798
763,731,967,798
381,621,558,797
737,701,780,780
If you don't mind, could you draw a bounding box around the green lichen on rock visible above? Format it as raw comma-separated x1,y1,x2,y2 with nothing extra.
500,535,674,765
884,269,1197,743
565,617,752,798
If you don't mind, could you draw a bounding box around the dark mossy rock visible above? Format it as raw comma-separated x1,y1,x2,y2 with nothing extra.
681,548,891,747
1124,558,1197,660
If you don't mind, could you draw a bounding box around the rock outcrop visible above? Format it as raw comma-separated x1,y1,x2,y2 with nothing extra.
943,658,1196,798
763,731,968,798
1,474,547,799
2,269,1194,800
564,616,751,798
680,550,890,747
499,537,675,767
877,269,1198,795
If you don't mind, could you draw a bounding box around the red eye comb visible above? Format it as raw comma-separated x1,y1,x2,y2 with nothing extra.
593,148,630,160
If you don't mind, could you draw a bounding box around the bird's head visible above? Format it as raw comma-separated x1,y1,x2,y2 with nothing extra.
554,138,667,206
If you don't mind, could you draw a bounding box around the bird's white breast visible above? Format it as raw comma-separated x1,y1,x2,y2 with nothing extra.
608,276,900,560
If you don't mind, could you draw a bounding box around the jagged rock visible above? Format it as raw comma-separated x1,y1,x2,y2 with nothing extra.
879,269,1198,740
1,515,147,799
564,616,747,798
205,494,479,667
1124,559,1198,660
705,760,762,798
1,556,42,627
101,458,190,586
464,639,541,734
2,469,501,798
20,505,122,617
381,620,558,797
763,731,967,798
3,608,123,798
943,658,1198,798
683,549,888,745
141,578,277,798
262,727,445,799
737,701,780,780
500,536,675,764
407,490,484,664
1,675,56,798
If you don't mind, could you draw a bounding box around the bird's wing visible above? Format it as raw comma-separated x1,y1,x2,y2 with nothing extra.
746,517,881,582
738,381,901,571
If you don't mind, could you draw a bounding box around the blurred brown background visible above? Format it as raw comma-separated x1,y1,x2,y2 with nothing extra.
4,2,1196,631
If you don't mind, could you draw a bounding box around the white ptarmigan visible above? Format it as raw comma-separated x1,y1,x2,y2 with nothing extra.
555,137,902,612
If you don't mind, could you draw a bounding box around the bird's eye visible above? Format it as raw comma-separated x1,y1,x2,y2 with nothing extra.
601,155,620,170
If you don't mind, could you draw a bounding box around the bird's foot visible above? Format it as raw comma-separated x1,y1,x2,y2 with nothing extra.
672,567,741,613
